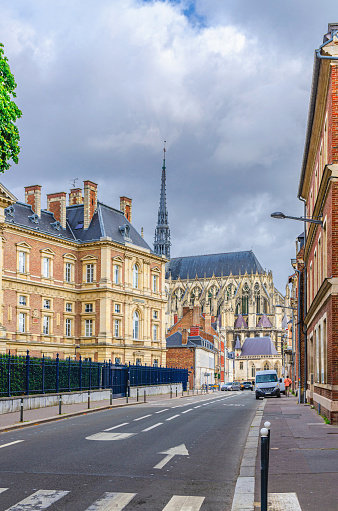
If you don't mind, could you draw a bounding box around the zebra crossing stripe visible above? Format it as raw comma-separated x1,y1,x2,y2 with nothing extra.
4,490,69,510
84,492,136,510
162,495,205,510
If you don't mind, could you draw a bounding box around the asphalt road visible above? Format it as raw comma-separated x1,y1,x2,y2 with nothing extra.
0,391,259,510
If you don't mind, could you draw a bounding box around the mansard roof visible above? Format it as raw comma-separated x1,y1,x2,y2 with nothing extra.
166,250,264,280
240,337,278,357
166,331,216,352
5,200,151,250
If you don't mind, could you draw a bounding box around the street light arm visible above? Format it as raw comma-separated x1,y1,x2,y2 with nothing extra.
271,212,322,225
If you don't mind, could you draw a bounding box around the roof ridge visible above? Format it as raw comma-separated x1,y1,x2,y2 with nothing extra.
169,250,256,260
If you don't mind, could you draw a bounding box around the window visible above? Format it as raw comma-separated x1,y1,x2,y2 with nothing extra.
65,262,72,282
251,364,256,378
65,318,72,337
153,324,158,341
43,299,51,309
153,359,158,367
114,264,119,284
19,313,26,333
85,319,93,337
152,275,158,292
133,311,139,339
115,357,121,365
114,319,120,337
86,264,94,283
43,257,50,278
240,361,243,370
85,303,93,313
43,316,50,335
115,304,121,313
263,362,270,371
65,302,72,312
19,295,26,306
136,358,141,366
19,251,26,273
153,310,158,319
133,264,138,288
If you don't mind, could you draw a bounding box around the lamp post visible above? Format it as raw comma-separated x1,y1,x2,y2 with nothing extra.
271,211,322,404
75,345,80,361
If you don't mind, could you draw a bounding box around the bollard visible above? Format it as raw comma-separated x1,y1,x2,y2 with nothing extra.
88,391,90,409
126,391,128,404
182,386,184,397
137,388,139,402
59,394,62,415
144,390,146,403
260,427,269,511
170,387,172,399
20,398,24,422
264,421,271,469
110,389,113,405
176,387,177,398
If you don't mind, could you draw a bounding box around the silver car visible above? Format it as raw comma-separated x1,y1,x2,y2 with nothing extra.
230,382,241,391
221,382,233,391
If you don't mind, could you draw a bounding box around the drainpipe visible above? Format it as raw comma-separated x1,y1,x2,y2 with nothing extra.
294,268,302,405
298,196,308,404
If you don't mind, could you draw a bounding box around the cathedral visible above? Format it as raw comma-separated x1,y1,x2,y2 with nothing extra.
153,152,287,381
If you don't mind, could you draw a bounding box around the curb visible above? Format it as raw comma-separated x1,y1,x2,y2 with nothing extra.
0,400,145,433
231,399,267,511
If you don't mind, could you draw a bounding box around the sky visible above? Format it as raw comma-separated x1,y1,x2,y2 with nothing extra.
1,0,337,292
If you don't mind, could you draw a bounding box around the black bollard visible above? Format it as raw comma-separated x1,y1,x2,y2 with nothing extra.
88,391,90,409
264,421,271,472
170,387,172,399
20,398,24,422
176,387,177,398
110,389,113,405
260,427,269,511
144,390,146,403
137,388,139,402
59,394,62,415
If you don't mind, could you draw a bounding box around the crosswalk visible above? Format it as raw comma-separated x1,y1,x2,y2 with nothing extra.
0,489,205,510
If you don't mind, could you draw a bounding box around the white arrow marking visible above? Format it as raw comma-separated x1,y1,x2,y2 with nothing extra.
154,444,189,469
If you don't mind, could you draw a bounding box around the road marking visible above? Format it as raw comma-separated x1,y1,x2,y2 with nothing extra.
223,404,245,407
134,414,152,421
4,489,69,510
193,405,201,409
154,444,189,469
181,409,193,414
166,415,180,421
172,405,182,409
162,495,205,510
0,489,8,494
268,493,302,510
0,440,24,449
104,423,129,431
86,432,136,441
155,408,169,414
142,423,163,432
84,492,136,510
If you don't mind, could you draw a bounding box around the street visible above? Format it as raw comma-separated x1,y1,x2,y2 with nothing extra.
0,391,259,510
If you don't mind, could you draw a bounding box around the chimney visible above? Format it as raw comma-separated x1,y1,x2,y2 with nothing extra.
120,196,132,223
204,313,212,334
174,314,178,324
69,188,83,206
25,185,41,217
192,306,201,327
190,326,200,336
83,180,98,229
47,192,67,229
182,329,188,345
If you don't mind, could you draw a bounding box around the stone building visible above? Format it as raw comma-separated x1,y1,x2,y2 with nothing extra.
166,251,286,381
0,181,167,364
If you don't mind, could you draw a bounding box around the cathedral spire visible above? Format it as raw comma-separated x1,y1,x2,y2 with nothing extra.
154,142,171,259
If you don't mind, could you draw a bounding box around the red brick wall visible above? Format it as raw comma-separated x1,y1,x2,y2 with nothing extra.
166,347,194,388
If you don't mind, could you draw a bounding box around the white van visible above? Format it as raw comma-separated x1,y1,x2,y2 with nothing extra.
255,370,282,400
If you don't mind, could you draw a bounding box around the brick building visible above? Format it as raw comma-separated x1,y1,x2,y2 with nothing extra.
166,306,218,389
298,23,338,423
0,180,167,365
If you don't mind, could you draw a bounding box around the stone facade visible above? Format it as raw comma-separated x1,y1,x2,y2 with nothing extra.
0,181,167,365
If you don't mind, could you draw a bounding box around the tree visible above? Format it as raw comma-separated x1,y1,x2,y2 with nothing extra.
0,43,22,173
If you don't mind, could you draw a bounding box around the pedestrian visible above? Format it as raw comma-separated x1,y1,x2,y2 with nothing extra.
284,375,292,396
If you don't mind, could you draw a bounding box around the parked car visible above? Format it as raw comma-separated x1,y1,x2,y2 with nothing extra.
221,382,233,391
240,381,253,391
231,382,241,391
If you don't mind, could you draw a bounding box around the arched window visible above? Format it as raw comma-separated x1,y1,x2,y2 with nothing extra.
190,293,195,307
274,362,279,376
133,311,139,339
236,302,240,315
251,364,256,378
242,284,249,315
133,264,139,288
264,362,270,371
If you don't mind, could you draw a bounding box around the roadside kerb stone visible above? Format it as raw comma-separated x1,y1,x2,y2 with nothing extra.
230,399,267,511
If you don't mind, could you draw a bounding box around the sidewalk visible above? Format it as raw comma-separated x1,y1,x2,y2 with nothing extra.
254,396,338,511
0,391,186,432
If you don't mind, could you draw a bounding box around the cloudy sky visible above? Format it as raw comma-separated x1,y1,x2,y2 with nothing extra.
1,0,337,291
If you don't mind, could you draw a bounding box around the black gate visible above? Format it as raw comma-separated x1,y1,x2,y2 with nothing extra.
102,363,128,397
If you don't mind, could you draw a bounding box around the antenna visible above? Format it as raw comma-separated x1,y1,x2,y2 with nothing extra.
163,140,166,158
70,178,78,188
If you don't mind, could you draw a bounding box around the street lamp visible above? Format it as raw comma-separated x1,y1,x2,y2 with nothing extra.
75,345,80,360
271,212,322,225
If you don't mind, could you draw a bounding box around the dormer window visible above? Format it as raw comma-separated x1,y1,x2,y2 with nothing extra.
28,213,39,224
5,205,15,217
119,224,131,241
51,221,62,230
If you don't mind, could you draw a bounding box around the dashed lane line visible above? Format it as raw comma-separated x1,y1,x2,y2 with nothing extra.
0,440,24,449
181,409,193,414
104,422,129,431
155,408,169,414
142,423,163,432
166,415,180,421
133,414,152,421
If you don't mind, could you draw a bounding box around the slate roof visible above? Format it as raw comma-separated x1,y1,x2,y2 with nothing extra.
257,314,273,328
166,332,216,352
234,314,248,328
5,200,151,251
240,337,278,357
166,250,264,280
234,337,242,350
281,314,289,329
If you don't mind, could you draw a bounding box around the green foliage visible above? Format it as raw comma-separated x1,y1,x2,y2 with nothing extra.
0,43,22,173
